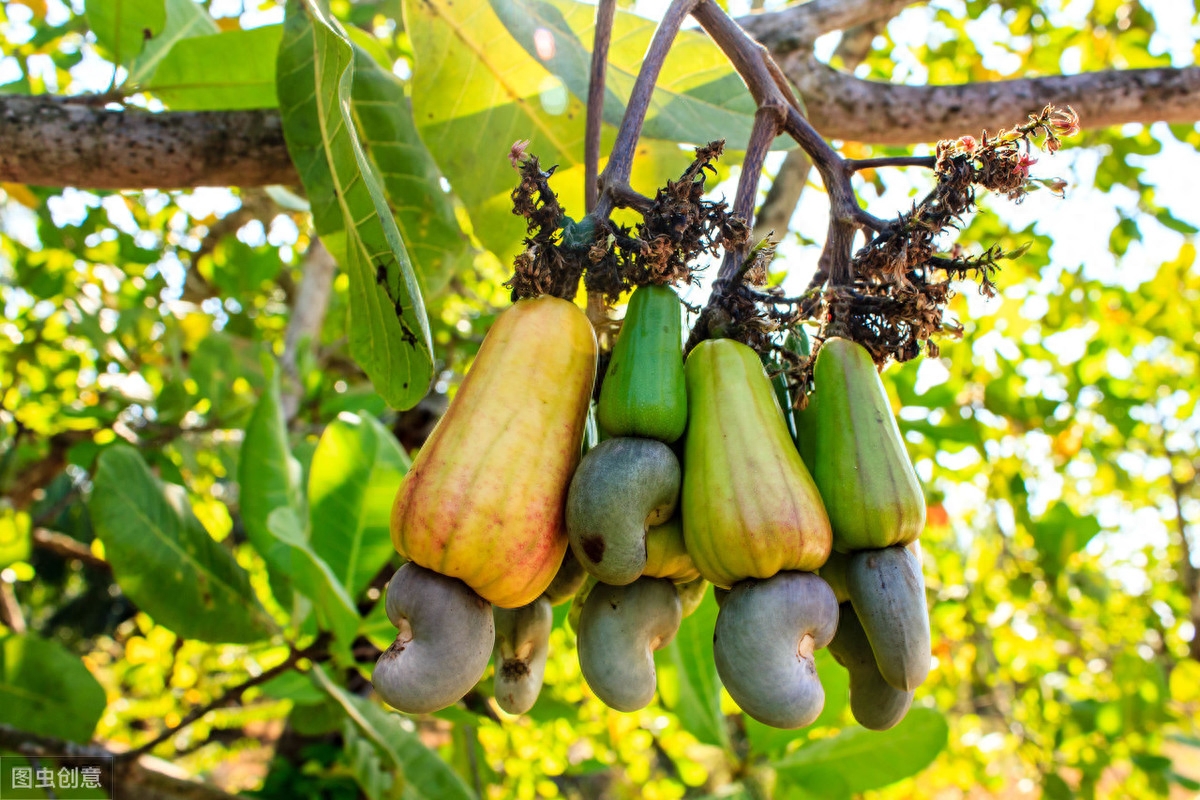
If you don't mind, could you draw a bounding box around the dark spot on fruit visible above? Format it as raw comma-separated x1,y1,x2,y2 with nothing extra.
582,535,605,563
500,659,530,680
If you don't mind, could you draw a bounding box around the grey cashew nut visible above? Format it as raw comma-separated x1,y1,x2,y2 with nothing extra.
828,602,913,730
846,545,930,692
577,577,682,712
713,571,839,729
492,596,553,715
566,437,681,586
373,563,495,714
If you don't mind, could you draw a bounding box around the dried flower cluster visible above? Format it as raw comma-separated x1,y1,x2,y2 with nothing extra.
505,142,747,304
808,104,1078,366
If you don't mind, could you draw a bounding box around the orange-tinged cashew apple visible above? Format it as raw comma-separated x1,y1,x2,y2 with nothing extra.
390,296,597,608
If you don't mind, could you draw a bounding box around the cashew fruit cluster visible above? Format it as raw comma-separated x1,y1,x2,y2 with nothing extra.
798,337,933,728
374,289,932,731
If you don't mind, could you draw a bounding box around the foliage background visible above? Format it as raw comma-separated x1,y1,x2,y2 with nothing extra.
1,0,1199,798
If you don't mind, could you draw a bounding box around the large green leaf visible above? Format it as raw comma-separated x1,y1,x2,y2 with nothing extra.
309,413,408,598
267,507,360,644
655,591,730,750
404,0,693,265
0,634,107,743
240,362,306,598
489,0,761,147
87,0,167,67
313,666,478,800
89,446,276,643
145,26,283,110
127,0,220,85
773,707,949,795
278,0,434,411
348,46,473,297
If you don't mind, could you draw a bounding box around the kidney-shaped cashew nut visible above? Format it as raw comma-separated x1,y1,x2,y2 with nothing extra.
566,438,681,586
373,563,495,714
714,571,839,729
577,577,682,712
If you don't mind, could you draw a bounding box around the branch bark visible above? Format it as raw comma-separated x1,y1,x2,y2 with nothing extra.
1,24,1199,190
786,55,1200,144
735,0,919,54
0,95,294,190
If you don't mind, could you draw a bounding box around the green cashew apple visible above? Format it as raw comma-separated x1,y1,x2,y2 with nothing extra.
577,577,682,712
682,338,832,588
391,296,597,609
374,563,494,714
713,571,839,729
795,337,925,552
566,437,681,585
828,602,913,730
597,284,688,443
846,545,930,692
492,597,553,715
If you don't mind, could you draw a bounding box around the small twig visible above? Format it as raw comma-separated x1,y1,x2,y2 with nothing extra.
845,155,938,172
716,105,786,281
117,633,332,761
595,0,700,219
33,528,111,572
585,0,617,214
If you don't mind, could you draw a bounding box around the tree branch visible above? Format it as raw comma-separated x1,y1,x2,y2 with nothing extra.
0,95,294,190
752,15,889,244
281,239,338,421
786,55,1200,144
33,527,111,572
735,0,920,55
585,0,617,214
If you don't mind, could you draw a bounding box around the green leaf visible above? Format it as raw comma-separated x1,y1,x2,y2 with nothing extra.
240,361,305,594
127,0,220,85
489,0,761,147
87,0,167,67
405,0,693,264
344,720,400,800
309,413,408,598
89,445,276,643
1031,501,1101,578
0,634,108,743
773,707,949,794
348,45,473,297
145,26,283,110
267,507,360,645
313,666,478,800
655,591,730,749
278,0,435,411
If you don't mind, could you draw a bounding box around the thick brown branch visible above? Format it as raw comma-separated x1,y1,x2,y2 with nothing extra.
736,0,920,55
786,56,1200,144
0,95,294,190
